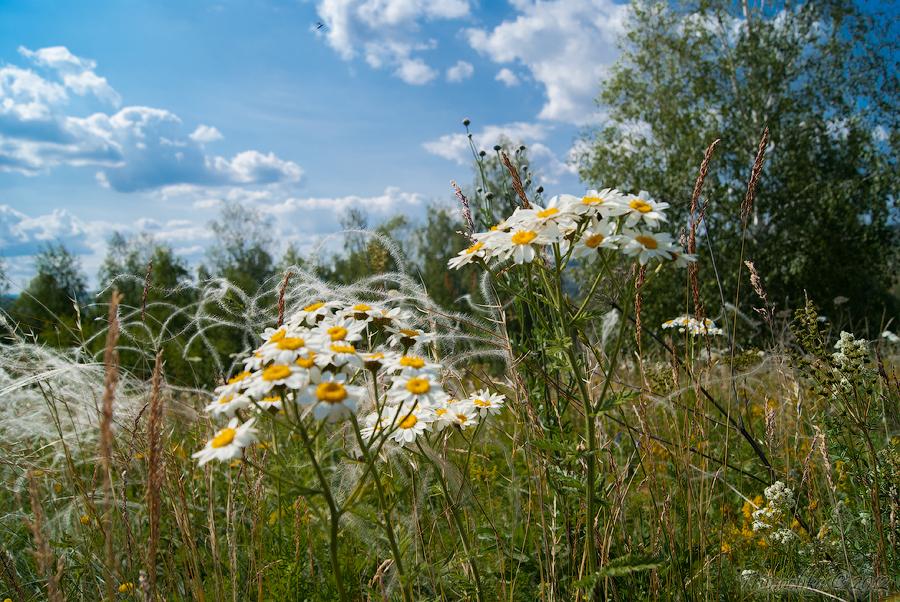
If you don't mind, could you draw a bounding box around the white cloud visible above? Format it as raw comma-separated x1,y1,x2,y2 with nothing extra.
0,47,303,192
446,60,474,82
466,0,628,124
316,0,469,84
189,124,223,143
422,121,576,184
19,45,121,106
394,58,438,85
495,67,519,87
422,121,549,164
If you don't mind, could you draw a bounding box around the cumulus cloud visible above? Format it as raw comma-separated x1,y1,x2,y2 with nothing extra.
0,46,303,192
316,0,469,84
18,45,121,106
466,0,628,124
189,124,223,143
0,204,93,256
446,60,474,82
422,121,576,184
394,58,438,85
495,68,519,87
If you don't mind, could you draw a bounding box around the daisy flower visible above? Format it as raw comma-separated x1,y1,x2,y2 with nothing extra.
575,188,629,218
448,239,488,270
384,353,442,375
289,301,339,327
669,251,697,269
314,317,366,345
256,333,314,365
620,230,675,265
193,418,258,466
358,411,389,442
253,394,287,412
385,325,436,349
508,196,578,231
386,402,434,445
245,364,308,398
496,223,560,265
260,326,288,344
213,370,253,398
340,302,383,322
387,371,448,407
204,391,252,418
467,390,506,417
569,219,620,258
450,403,480,430
623,191,669,229
298,371,366,422
315,342,364,369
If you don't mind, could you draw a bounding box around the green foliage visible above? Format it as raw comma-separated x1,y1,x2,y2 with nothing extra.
579,0,899,333
10,243,88,345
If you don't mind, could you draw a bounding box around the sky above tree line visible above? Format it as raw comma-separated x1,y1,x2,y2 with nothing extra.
0,0,634,287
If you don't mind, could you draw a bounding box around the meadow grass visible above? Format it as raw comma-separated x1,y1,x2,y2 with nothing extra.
0,152,897,601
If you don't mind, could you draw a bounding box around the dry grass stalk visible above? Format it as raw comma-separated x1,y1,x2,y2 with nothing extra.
0,547,25,600
500,151,531,209
100,289,122,597
140,259,153,322
688,139,720,316
451,180,475,236
741,127,769,224
145,350,165,599
26,473,64,602
634,265,647,355
277,270,293,327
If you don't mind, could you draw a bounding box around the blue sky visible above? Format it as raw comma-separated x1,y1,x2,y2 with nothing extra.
0,0,629,287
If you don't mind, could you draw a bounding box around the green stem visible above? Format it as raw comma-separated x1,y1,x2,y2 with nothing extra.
416,441,485,602
349,416,413,602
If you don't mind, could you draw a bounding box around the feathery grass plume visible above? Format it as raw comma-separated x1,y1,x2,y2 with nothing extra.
100,289,122,599
688,139,720,316
0,547,25,600
500,151,530,209
140,259,153,322
741,127,769,224
26,472,64,602
145,350,165,599
451,180,475,236
277,270,292,327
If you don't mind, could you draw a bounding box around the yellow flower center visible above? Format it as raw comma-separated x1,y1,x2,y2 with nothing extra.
218,393,234,405
227,371,250,384
399,414,418,429
629,199,652,213
581,195,604,205
296,353,316,368
316,382,347,403
435,408,447,416
473,399,491,407
260,395,281,405
536,207,559,218
327,326,348,341
635,235,658,250
304,302,325,312
511,230,538,245
457,413,469,423
268,329,286,343
399,355,425,369
118,583,135,593
405,377,431,395
366,352,385,361
399,328,420,337
352,303,371,311
330,343,356,354
277,337,305,350
211,428,236,448
585,234,604,248
465,241,484,255
262,365,292,381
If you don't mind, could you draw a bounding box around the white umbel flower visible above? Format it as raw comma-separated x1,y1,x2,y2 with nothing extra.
193,418,258,466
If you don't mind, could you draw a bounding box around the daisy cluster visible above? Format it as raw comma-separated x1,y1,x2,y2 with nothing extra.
661,316,724,336
193,300,507,465
448,188,694,269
